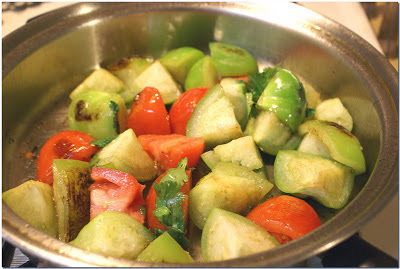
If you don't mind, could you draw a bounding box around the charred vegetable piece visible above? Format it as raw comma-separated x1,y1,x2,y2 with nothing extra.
220,78,249,130
184,55,219,91
108,56,154,106
69,211,154,259
2,180,57,237
201,208,279,262
136,232,194,263
132,60,182,104
209,42,258,77
69,68,126,100
274,150,355,209
186,84,243,150
188,162,273,230
314,98,353,131
298,120,366,175
68,91,127,140
201,136,264,171
52,159,91,242
159,47,205,85
90,129,157,182
257,69,307,132
245,110,301,155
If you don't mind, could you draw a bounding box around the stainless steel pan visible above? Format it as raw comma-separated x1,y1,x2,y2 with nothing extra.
2,2,398,267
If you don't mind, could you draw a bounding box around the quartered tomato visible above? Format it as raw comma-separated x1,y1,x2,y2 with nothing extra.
246,195,321,244
146,170,192,233
127,87,171,136
137,134,205,172
169,87,209,135
37,130,99,185
89,167,146,224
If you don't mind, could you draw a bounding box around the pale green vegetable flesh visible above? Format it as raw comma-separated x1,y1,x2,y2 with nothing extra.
188,162,273,229
108,56,154,106
209,42,258,77
2,180,57,237
52,159,91,242
69,211,154,260
186,84,243,150
90,129,157,182
274,150,355,209
69,68,125,100
201,150,221,169
159,47,205,85
298,120,366,175
298,132,332,159
257,69,306,132
245,110,300,155
136,232,194,263
220,78,249,130
68,91,127,140
201,208,279,262
315,98,353,131
132,60,182,104
184,55,219,91
212,136,264,170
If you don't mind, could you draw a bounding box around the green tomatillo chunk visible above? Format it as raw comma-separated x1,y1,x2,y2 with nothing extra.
184,55,219,91
244,110,301,155
68,91,127,140
274,150,355,209
201,208,279,262
108,56,154,106
89,129,157,182
298,120,366,175
69,68,126,100
186,84,243,150
188,162,273,230
257,69,307,132
220,78,249,130
136,232,194,263
69,211,154,259
2,180,57,238
159,47,205,85
209,42,258,77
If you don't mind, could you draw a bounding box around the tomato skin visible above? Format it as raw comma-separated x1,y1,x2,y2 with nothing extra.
138,134,205,172
37,130,99,185
169,87,209,135
246,195,321,243
127,87,171,136
89,167,146,223
146,170,192,233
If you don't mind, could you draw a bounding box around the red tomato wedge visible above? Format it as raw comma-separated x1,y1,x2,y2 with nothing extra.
37,130,99,185
138,134,205,172
246,195,322,244
169,87,209,135
127,87,171,136
146,170,192,233
89,167,146,224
